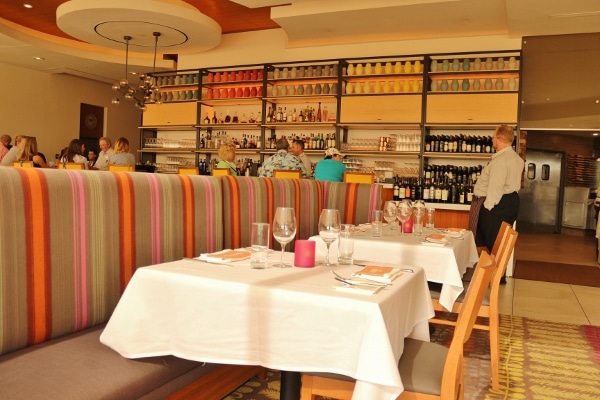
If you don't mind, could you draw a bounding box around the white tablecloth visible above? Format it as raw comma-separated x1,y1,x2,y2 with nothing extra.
311,228,479,310
100,252,434,400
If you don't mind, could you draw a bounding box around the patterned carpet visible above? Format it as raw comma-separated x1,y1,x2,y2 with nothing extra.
223,316,600,400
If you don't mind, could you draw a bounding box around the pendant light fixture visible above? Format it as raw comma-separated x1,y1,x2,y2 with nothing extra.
111,32,161,112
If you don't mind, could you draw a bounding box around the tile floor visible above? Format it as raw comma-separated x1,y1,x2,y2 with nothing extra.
499,230,600,326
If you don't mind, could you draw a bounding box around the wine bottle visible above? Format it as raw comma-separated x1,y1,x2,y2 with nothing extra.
316,102,322,122
393,176,400,201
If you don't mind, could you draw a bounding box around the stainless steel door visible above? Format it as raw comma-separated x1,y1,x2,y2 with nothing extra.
518,149,564,232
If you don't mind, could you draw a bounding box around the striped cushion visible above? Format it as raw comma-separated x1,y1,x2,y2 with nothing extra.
322,181,382,224
0,168,223,356
220,176,323,250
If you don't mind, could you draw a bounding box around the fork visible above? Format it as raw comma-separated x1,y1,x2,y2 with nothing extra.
331,270,390,287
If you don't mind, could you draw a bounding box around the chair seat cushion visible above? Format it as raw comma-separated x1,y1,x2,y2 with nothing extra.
398,338,448,395
0,325,219,400
430,281,490,306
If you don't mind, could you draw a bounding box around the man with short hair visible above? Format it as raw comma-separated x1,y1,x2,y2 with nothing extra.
259,138,307,178
95,137,114,170
291,139,312,177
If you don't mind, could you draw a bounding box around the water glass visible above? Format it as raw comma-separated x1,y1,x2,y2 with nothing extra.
425,208,436,229
371,210,383,237
250,222,270,269
338,224,354,265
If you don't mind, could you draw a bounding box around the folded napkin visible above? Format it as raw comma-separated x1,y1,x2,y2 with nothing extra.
332,284,383,295
352,266,401,284
424,233,449,244
444,228,466,238
197,249,251,263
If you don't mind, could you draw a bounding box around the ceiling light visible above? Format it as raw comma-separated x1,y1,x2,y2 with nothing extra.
23,4,33,9
32,56,45,61
111,32,161,112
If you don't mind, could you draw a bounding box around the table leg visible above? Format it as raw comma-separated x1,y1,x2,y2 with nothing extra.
280,371,301,400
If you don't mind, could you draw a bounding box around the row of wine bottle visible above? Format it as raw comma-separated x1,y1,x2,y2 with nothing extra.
393,176,476,205
425,134,495,153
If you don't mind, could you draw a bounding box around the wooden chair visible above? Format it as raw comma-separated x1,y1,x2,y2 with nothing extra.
108,164,134,172
13,161,34,168
429,221,518,391
61,162,86,170
212,168,231,176
300,251,498,400
178,166,199,175
273,169,302,179
343,171,374,184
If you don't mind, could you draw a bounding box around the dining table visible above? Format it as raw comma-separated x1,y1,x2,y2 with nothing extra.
310,226,479,311
100,251,434,400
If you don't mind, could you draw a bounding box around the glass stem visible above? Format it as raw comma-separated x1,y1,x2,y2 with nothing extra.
280,244,286,265
325,243,331,266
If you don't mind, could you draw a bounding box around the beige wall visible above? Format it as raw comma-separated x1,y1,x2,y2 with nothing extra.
0,62,141,162
178,30,522,69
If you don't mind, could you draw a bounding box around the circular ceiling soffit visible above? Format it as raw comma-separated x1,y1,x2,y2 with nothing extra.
95,22,188,48
56,0,221,53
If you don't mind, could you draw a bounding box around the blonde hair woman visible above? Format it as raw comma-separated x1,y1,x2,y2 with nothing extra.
16,136,49,168
109,137,136,165
216,142,237,175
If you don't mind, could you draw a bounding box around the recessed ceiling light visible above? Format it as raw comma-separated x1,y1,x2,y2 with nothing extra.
594,133,599,136
32,56,45,61
23,4,33,9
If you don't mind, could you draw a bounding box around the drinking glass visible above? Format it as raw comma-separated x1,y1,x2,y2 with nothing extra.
272,207,297,268
250,222,270,269
318,209,341,267
382,201,398,234
412,200,426,235
396,200,413,235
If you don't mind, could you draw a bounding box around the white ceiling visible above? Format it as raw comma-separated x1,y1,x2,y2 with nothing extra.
0,0,599,84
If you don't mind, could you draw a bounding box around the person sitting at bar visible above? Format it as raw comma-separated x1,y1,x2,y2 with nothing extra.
314,147,347,182
259,138,306,178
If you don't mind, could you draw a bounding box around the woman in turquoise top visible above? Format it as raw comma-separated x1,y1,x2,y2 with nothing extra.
314,147,347,182
216,142,238,175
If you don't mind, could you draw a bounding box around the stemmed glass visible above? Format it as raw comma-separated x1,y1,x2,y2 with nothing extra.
396,200,413,235
272,207,297,268
412,200,426,235
318,209,341,267
382,201,398,234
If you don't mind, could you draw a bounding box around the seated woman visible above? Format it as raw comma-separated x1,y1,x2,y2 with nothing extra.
15,136,49,168
216,142,238,176
61,138,88,169
314,147,347,182
110,137,136,165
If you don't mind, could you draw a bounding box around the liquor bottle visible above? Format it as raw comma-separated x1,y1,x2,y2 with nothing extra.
458,183,465,204
211,113,218,124
404,178,411,199
232,112,239,124
441,177,449,203
199,134,205,149
282,107,287,123
422,178,430,202
398,178,406,200
224,110,232,123
316,102,322,122
393,176,400,201
204,113,210,124
415,178,423,200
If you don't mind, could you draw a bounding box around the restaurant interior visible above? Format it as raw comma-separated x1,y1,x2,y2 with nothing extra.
1,1,600,399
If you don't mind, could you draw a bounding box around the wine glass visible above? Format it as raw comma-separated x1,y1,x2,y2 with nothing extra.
412,200,426,235
272,207,297,268
318,209,341,267
396,200,413,235
382,201,398,234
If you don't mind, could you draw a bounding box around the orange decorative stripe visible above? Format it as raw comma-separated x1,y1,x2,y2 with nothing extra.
179,175,196,257
344,184,359,224
22,170,51,344
115,174,136,291
263,179,275,248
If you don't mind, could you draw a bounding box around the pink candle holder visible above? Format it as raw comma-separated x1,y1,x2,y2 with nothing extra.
294,240,316,268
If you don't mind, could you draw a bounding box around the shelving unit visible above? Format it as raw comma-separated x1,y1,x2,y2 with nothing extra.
151,70,200,103
139,50,521,181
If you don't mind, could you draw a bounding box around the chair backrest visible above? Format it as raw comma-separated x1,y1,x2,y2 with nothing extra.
273,169,302,179
441,250,497,394
13,161,34,168
490,225,518,290
491,221,511,256
178,166,199,175
212,168,231,176
343,171,374,184
61,162,86,170
108,164,134,172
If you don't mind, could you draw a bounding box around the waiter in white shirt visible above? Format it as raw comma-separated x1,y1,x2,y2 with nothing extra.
472,125,524,255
